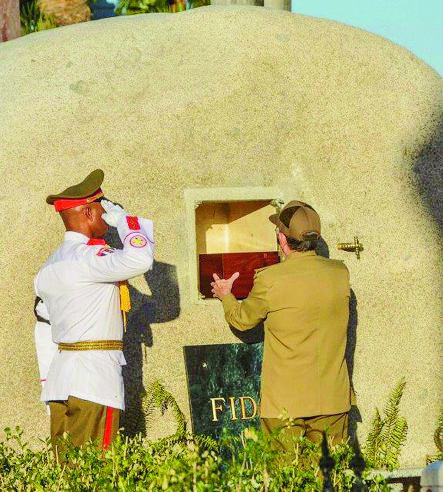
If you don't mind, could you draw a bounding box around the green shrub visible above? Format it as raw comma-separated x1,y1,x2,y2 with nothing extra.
0,425,390,491
364,377,408,470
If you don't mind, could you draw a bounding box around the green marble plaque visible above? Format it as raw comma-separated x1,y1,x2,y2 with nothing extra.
183,343,263,439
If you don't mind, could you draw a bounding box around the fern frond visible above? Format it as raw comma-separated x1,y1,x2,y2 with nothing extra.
141,384,157,433
363,379,407,469
365,408,384,461
426,452,443,465
166,394,187,438
391,418,408,449
427,403,443,463
384,417,408,469
368,408,384,441
383,378,406,443
150,380,168,414
435,408,443,430
194,434,219,451
383,378,405,416
434,408,443,453
143,380,187,440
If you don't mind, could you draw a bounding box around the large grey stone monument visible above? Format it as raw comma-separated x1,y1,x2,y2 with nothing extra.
0,6,442,465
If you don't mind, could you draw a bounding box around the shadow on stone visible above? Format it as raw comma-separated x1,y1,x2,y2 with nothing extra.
413,117,443,231
318,238,362,443
123,260,181,437
104,225,181,437
412,116,443,390
347,290,362,446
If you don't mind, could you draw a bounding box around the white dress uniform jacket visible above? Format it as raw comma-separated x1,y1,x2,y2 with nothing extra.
34,299,58,388
34,214,154,410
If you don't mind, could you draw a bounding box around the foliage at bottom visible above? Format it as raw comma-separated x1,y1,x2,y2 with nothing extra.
0,425,391,491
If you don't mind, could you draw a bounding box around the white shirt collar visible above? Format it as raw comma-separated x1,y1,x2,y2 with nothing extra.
64,231,90,243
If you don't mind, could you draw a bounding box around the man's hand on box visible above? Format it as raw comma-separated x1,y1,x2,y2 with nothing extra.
211,272,240,300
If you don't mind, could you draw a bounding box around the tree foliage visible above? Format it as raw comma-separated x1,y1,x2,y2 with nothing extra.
20,0,57,34
115,0,209,16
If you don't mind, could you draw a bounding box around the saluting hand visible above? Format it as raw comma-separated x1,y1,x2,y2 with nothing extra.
211,272,240,300
101,200,126,227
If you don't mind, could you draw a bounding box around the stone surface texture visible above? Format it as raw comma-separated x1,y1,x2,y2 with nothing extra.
0,6,442,465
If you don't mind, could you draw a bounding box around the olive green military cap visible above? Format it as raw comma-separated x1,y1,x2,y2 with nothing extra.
269,200,321,241
46,169,105,211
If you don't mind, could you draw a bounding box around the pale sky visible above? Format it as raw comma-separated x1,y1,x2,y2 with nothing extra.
292,0,442,76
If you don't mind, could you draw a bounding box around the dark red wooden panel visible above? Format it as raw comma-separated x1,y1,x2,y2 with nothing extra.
199,253,223,299
199,251,280,300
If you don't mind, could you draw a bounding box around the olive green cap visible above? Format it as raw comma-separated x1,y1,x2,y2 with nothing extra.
46,169,104,206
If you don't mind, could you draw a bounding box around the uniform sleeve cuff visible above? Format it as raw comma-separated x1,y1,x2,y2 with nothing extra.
221,293,238,314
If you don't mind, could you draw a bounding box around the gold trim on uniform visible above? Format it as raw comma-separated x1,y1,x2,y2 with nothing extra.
58,340,123,351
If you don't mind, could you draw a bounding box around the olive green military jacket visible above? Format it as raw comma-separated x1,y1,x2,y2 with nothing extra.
221,251,351,419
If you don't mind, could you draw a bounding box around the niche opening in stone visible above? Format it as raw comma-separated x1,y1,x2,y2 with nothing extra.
196,200,280,299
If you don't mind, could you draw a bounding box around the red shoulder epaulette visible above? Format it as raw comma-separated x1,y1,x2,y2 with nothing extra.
127,216,140,231
87,238,106,246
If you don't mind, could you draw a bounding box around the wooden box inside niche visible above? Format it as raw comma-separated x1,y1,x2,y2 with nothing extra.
196,200,280,299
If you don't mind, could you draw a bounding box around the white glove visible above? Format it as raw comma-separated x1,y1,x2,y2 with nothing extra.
101,199,127,227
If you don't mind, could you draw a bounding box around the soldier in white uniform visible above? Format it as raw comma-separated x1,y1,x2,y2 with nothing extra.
34,169,154,452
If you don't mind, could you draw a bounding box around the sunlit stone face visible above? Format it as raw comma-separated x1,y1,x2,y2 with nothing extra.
0,6,442,465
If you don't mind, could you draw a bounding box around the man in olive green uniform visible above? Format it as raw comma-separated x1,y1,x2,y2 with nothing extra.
211,201,352,452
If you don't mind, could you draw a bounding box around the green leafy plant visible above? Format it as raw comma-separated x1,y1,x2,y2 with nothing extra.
142,379,187,440
426,406,443,464
0,425,390,491
115,0,209,16
364,377,408,470
142,379,219,450
188,0,210,8
20,0,57,34
115,0,169,15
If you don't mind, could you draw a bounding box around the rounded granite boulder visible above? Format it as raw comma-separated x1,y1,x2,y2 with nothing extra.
0,6,442,465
